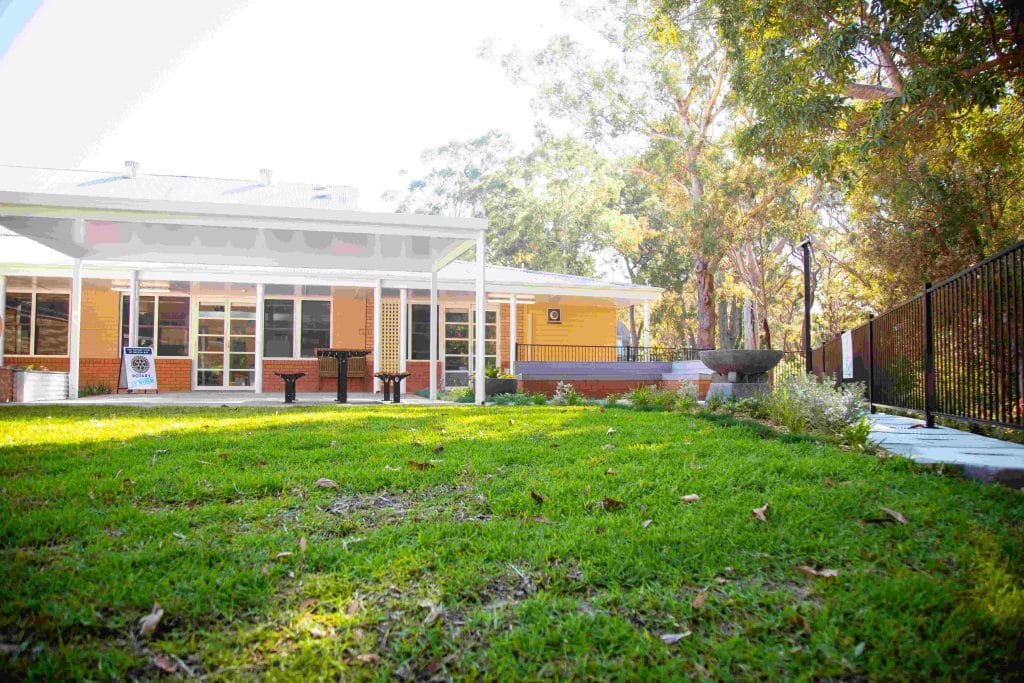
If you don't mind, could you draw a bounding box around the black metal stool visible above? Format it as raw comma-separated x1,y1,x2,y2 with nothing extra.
374,372,411,403
274,372,305,403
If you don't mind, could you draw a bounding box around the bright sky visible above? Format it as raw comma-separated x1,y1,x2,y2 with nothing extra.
0,0,591,211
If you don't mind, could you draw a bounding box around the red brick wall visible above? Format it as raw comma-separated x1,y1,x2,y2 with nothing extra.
79,358,120,391
155,359,192,392
519,378,708,400
0,367,13,403
4,356,70,372
405,360,441,393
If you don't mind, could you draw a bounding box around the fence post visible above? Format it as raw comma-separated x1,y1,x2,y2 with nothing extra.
923,282,936,427
800,238,813,374
867,314,876,414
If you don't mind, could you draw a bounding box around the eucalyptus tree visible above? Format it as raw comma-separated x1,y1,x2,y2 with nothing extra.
500,0,732,348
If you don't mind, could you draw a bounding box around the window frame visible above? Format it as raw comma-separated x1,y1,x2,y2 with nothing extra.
118,294,191,358
4,290,70,357
262,291,333,359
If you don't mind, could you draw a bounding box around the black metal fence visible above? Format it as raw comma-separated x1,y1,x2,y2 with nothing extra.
811,240,1023,430
516,344,705,363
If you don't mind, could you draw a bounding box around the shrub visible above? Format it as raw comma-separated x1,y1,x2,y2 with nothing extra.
840,417,873,452
627,385,680,411
675,382,700,411
446,387,476,403
551,381,585,406
531,392,548,405
764,373,867,434
604,392,623,407
491,392,537,406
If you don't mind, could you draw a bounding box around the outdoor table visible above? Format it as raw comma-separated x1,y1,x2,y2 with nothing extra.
374,372,411,404
274,372,305,404
314,348,371,403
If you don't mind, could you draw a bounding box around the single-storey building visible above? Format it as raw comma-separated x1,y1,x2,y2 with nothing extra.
0,164,663,401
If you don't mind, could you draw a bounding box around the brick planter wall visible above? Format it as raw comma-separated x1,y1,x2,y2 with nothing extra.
405,360,441,393
80,358,121,391
4,356,70,372
155,359,193,392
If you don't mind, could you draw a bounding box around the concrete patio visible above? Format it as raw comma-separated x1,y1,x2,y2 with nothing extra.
868,412,1024,487
6,391,450,408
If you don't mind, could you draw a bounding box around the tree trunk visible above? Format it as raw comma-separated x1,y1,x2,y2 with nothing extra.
742,298,756,350
628,305,640,347
694,257,716,349
761,316,772,350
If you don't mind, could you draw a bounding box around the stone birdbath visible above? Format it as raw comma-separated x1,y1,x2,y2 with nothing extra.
699,349,785,400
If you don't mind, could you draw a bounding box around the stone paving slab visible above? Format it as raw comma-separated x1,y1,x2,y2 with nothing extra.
868,412,1024,487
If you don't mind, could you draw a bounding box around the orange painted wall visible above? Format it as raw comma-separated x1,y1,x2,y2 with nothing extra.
331,288,368,348
525,301,617,346
80,281,121,358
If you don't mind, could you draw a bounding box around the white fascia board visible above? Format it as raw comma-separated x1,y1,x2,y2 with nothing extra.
0,193,486,239
0,262,662,302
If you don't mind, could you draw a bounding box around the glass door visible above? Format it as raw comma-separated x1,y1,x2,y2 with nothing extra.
443,307,498,388
194,300,256,389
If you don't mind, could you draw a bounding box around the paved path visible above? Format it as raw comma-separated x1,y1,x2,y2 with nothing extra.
868,413,1024,487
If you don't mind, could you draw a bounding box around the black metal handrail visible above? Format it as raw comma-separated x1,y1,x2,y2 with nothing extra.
811,240,1023,431
515,344,707,363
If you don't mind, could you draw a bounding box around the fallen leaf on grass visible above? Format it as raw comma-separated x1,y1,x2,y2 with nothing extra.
600,498,625,511
218,452,230,461
408,460,434,471
411,440,423,448
549,443,560,449
528,515,551,524
419,600,443,626
153,654,177,673
714,576,727,585
530,490,546,504
602,444,616,450
752,503,769,522
314,478,338,489
661,632,691,644
681,494,700,504
604,468,617,476
299,598,317,611
171,531,186,541
255,460,268,467
691,591,708,609
345,600,360,615
138,603,163,638
881,507,909,525
276,551,293,559
607,427,616,435
432,445,445,454
509,419,515,426
352,653,381,664
299,537,308,552
797,565,839,578
642,519,653,529
309,626,329,638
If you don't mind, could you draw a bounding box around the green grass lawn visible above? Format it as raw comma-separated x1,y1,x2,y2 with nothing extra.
1,405,1022,681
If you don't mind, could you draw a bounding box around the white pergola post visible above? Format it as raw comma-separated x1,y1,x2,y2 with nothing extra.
474,233,486,404
429,269,438,401
508,293,517,376
642,302,651,348
128,269,140,347
398,287,408,373
373,279,382,393
0,274,6,367
69,257,83,399
254,283,265,393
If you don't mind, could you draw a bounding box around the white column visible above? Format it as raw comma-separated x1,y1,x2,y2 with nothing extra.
128,269,140,347
373,279,382,393
69,258,83,399
508,293,517,376
0,274,6,367
429,269,438,401
474,232,486,404
642,302,651,348
398,287,408,373
254,283,265,393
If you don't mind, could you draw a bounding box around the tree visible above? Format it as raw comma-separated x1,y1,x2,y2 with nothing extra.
499,0,732,347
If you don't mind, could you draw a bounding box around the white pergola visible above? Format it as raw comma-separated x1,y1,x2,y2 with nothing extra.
0,187,491,403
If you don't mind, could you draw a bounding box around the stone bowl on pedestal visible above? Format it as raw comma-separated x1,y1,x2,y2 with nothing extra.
699,349,785,400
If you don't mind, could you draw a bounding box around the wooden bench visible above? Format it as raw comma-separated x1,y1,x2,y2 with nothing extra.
318,354,367,380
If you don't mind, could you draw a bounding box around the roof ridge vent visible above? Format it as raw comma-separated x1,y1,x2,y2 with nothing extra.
259,168,273,186
124,160,140,178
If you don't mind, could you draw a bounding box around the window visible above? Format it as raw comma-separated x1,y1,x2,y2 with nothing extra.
264,300,294,357
4,294,32,355
408,304,435,360
300,300,331,357
120,296,155,348
157,298,189,356
119,295,188,356
3,292,69,356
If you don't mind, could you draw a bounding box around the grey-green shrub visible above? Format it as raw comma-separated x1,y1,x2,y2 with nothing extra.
765,373,867,434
